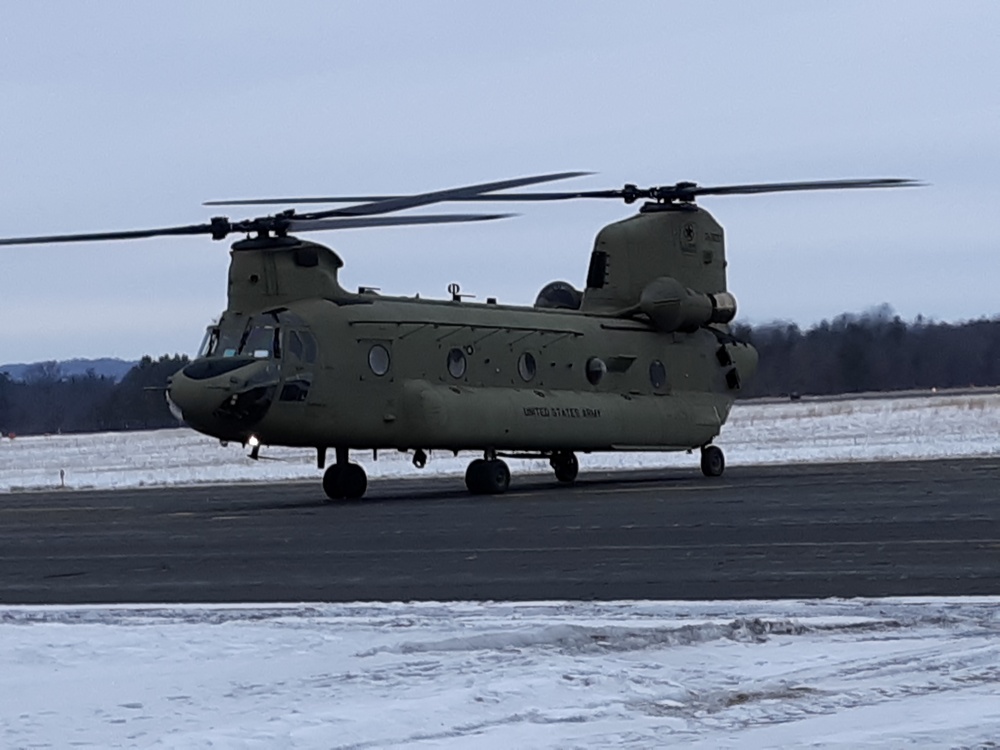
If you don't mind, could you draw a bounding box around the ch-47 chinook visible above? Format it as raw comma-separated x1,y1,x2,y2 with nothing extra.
0,172,918,501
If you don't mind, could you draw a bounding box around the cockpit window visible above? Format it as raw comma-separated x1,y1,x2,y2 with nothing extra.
286,330,317,364
240,325,281,359
197,327,218,359
198,325,243,358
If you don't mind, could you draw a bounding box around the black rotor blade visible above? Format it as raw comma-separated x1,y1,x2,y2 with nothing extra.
204,178,921,209
293,171,590,219
204,189,619,207
285,213,515,232
681,178,924,199
0,221,229,247
208,171,591,218
205,195,405,206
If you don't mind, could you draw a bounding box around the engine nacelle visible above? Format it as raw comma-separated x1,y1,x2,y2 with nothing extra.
639,277,738,333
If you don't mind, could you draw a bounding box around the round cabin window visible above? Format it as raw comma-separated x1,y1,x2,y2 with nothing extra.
447,348,467,378
368,344,390,376
517,352,536,382
649,360,667,389
586,357,606,386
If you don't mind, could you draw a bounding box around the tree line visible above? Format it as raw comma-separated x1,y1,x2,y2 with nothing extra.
734,307,1000,397
0,354,188,437
2,310,999,435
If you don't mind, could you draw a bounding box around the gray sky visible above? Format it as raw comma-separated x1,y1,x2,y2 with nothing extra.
1,2,998,363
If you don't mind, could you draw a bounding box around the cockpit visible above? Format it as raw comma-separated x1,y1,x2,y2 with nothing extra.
197,320,279,360
196,310,317,364
169,310,320,438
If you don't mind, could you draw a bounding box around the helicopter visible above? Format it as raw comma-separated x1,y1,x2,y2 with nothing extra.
0,172,919,501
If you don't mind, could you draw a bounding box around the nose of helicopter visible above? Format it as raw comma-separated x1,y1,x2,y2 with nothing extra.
166,357,280,440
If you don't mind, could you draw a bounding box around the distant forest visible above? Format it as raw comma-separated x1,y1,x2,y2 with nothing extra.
2,310,999,436
734,307,1000,398
0,355,188,437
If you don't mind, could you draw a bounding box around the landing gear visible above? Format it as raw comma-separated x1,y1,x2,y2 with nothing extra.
550,451,579,483
700,444,725,477
465,455,511,495
322,447,368,501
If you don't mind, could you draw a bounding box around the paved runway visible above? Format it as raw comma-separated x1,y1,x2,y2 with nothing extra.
1,458,998,604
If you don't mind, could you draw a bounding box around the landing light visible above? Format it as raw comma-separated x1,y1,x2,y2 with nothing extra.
247,435,260,448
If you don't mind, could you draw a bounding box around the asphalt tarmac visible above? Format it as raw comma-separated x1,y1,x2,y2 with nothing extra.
1,458,998,605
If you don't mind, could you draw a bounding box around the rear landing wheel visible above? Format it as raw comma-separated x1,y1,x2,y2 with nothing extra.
322,462,368,501
700,445,725,477
465,458,511,495
550,451,579,483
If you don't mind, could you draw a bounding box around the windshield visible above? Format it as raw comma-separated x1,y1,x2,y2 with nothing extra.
239,324,281,359
196,327,218,359
197,321,262,359
198,311,295,360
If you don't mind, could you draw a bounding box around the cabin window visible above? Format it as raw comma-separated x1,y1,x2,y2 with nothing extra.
517,352,536,382
368,345,390,376
649,360,667,389
447,348,467,379
586,357,607,386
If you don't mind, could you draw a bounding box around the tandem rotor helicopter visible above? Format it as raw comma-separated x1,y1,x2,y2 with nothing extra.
0,172,919,501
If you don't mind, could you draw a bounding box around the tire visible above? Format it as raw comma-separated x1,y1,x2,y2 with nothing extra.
322,464,345,502
465,458,510,495
465,459,488,494
551,452,579,483
700,445,725,477
322,463,368,501
340,463,368,499
485,459,511,494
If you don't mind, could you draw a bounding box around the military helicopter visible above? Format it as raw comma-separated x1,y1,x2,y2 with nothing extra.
0,172,918,501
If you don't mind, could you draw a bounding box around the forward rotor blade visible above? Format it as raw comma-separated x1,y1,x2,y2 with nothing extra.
0,222,225,247
286,213,515,232
297,171,589,218
206,190,621,206
213,171,591,219
205,195,404,206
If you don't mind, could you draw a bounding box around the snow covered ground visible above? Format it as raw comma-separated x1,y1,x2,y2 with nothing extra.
2,392,999,748
3,599,1000,748
1,390,999,493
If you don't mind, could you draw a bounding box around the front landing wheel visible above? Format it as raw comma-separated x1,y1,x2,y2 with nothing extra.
465,458,511,495
700,445,725,477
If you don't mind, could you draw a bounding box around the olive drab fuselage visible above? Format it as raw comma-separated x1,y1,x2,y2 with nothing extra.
166,202,759,476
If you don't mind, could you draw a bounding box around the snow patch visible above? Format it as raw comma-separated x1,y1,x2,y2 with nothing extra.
2,599,1000,748
1,391,999,493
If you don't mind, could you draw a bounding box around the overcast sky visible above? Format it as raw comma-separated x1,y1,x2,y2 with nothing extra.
1,2,998,363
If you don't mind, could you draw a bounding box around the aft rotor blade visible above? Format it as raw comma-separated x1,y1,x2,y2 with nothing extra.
684,178,924,198
0,221,227,247
286,213,515,232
